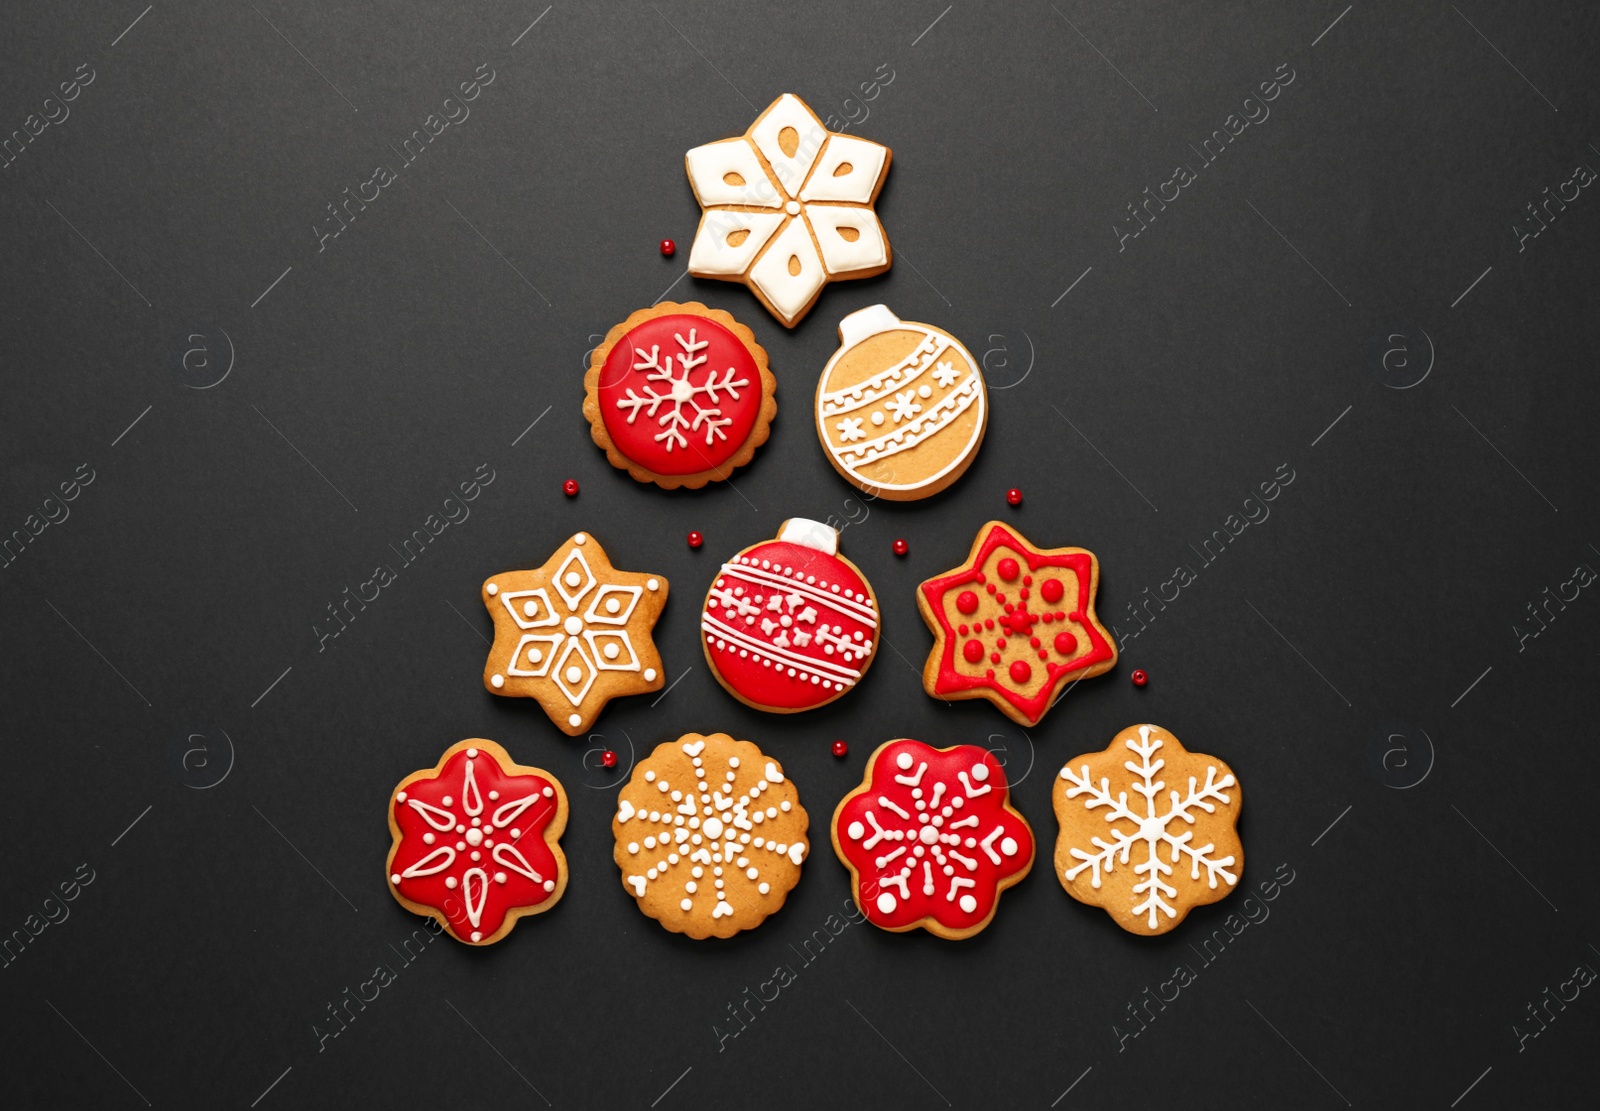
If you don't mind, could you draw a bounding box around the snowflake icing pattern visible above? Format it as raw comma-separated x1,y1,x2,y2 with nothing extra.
615,328,750,452
1058,726,1239,931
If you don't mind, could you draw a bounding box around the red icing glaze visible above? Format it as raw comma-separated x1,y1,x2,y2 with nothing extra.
702,535,878,711
597,314,762,476
688,530,704,548
835,741,1033,934
562,479,579,497
1006,487,1023,506
1009,660,1032,683
390,747,562,943
997,557,1020,581
963,639,985,663
956,590,979,614
919,524,1115,725
659,238,676,257
832,739,849,757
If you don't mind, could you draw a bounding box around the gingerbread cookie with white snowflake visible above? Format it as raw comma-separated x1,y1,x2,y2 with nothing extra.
917,522,1116,726
700,518,879,713
387,740,568,945
1055,724,1242,935
685,93,892,327
833,740,1034,939
482,532,667,735
815,306,987,501
613,733,808,939
583,302,776,489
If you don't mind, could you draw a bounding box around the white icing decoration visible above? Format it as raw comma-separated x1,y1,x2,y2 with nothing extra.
748,216,826,322
777,517,839,557
687,209,785,275
806,203,888,273
490,674,504,688
615,327,750,459
1059,726,1238,930
685,138,783,208
749,93,826,192
799,134,889,204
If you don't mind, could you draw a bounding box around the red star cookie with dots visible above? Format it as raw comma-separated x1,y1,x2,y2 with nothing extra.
916,522,1116,726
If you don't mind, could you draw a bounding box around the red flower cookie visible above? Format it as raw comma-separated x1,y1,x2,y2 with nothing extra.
386,740,568,945
917,522,1116,725
700,518,879,713
833,740,1033,939
583,302,776,489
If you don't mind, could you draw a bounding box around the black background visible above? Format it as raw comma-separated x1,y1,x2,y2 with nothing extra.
3,1,1598,1107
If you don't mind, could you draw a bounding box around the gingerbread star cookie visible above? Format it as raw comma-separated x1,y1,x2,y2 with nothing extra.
583,302,777,490
1055,725,1242,935
613,733,808,939
685,93,892,327
917,522,1116,725
386,740,569,945
482,532,667,735
833,740,1034,939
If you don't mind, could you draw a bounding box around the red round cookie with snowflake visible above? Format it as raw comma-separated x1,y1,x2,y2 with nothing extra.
832,740,1034,939
584,302,777,489
700,518,879,712
386,740,568,946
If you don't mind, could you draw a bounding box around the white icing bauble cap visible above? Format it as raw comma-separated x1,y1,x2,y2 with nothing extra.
777,518,839,556
837,304,903,347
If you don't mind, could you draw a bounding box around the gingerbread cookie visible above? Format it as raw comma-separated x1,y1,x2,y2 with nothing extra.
613,733,808,939
1055,724,1242,935
482,532,667,735
917,522,1116,725
583,302,777,489
833,740,1033,939
386,740,568,945
815,306,987,500
685,93,892,327
700,518,879,713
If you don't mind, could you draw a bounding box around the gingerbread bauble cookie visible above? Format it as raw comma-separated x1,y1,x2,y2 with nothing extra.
685,94,892,327
386,740,568,945
815,305,987,500
1055,724,1242,935
917,522,1116,726
832,739,1034,939
583,302,776,489
482,532,668,735
700,518,879,713
613,733,808,939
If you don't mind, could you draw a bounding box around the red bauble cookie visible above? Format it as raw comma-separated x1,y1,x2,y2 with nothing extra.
700,518,879,713
832,739,1034,939
583,302,776,490
386,740,569,946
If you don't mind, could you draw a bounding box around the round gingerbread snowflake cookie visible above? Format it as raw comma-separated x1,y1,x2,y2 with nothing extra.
583,302,776,489
700,518,879,713
1055,724,1242,936
832,739,1034,939
613,733,808,939
386,740,568,945
815,305,987,500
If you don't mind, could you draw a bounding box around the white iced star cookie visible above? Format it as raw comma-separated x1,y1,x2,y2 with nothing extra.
814,306,988,501
613,733,809,939
1055,725,1242,935
684,94,892,328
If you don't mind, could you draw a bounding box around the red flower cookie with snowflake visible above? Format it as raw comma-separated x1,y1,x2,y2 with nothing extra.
386,740,568,945
584,302,776,489
917,522,1116,725
832,740,1034,939
1055,724,1242,935
700,518,879,713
